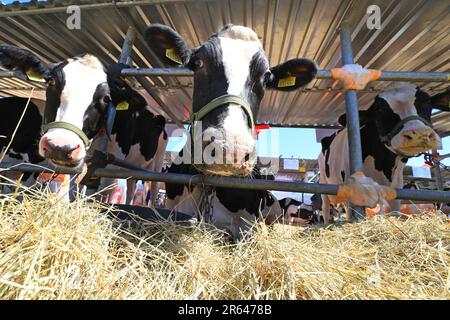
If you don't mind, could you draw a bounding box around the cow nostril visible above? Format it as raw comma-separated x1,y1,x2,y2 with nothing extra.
66,144,80,158
403,134,413,141
211,149,216,157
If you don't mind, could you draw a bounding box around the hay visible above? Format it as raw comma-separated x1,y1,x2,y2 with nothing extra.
0,188,449,300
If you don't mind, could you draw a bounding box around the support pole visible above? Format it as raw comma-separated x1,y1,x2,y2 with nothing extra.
432,148,444,191
340,22,365,220
119,27,136,65
101,27,136,154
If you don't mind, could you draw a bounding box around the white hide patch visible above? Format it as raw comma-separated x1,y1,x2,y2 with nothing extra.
46,55,106,150
219,36,262,96
378,82,417,119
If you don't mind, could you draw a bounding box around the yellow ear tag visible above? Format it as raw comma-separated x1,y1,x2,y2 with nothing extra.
165,48,182,65
26,68,46,82
116,101,129,111
277,76,296,88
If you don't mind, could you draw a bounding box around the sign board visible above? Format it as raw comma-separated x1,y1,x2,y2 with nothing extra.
283,158,299,170
412,166,431,179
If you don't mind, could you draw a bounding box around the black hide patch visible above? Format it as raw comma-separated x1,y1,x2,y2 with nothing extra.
165,150,198,200
214,166,275,215
112,106,166,161
278,198,301,211
165,163,276,217
0,97,44,164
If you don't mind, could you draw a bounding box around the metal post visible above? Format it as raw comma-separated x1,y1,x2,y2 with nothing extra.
101,27,136,153
432,149,444,191
119,27,136,65
340,22,365,220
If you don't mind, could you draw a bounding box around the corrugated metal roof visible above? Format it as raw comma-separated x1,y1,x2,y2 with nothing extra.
0,0,449,135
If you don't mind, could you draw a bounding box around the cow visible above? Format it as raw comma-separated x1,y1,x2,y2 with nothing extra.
144,23,318,239
91,63,168,205
278,194,324,225
0,46,167,204
319,83,450,224
0,45,110,169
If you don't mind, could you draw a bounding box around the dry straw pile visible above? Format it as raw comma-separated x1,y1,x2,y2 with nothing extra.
0,188,449,300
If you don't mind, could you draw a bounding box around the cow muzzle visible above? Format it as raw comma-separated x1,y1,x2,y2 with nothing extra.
392,126,440,156
39,130,86,168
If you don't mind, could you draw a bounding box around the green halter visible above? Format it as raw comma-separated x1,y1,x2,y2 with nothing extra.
191,94,255,137
380,115,433,145
42,121,91,148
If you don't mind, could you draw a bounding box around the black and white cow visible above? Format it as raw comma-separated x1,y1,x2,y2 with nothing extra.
0,45,109,169
0,97,44,189
91,63,168,205
279,194,323,225
0,46,167,204
319,83,450,223
144,24,318,238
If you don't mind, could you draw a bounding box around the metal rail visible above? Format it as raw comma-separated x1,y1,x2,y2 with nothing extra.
1,162,449,203
3,68,448,84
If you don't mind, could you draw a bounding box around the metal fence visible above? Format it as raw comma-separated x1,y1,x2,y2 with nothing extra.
0,5,449,214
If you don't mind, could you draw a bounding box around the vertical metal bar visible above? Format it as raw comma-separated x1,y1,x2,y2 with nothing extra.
119,27,136,65
432,149,444,191
101,27,137,153
340,22,365,220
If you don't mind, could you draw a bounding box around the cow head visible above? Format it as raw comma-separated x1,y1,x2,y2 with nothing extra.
0,45,110,168
145,24,317,176
339,83,449,157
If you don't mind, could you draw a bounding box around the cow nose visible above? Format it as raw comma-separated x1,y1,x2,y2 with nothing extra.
401,127,436,142
41,137,81,161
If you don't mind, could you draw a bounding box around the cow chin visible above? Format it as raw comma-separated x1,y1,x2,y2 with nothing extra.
49,158,84,169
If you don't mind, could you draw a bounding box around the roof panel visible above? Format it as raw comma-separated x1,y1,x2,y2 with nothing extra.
0,0,448,135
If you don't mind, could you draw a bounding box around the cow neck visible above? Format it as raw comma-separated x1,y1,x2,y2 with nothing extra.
360,122,407,182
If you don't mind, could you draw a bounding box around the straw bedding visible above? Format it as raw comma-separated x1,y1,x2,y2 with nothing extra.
0,188,449,300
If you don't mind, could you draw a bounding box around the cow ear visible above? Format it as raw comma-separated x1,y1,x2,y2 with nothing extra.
0,45,50,82
338,110,369,127
265,58,318,91
430,88,450,111
145,24,191,67
107,63,145,107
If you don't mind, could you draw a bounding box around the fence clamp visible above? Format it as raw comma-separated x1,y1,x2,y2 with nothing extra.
332,64,381,90
336,172,397,208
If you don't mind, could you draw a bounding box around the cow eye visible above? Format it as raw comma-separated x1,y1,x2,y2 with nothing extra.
263,70,272,84
193,58,204,70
